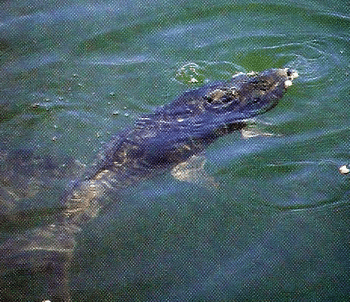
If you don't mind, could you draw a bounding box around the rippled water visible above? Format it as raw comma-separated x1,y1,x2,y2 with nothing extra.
0,0,349,301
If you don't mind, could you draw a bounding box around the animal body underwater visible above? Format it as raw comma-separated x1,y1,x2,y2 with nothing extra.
0,68,298,301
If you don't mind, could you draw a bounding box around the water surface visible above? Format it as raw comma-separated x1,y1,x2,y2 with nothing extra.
0,0,349,301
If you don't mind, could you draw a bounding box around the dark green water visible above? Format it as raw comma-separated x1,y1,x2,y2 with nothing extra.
0,0,349,301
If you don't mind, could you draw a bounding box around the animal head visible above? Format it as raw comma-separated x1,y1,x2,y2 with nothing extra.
161,68,298,133
203,68,298,117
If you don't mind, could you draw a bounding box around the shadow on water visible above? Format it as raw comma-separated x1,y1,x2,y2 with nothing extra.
0,0,349,301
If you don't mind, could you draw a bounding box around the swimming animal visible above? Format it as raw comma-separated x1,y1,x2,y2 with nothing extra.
0,68,298,301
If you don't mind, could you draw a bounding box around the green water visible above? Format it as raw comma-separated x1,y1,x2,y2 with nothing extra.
0,0,349,301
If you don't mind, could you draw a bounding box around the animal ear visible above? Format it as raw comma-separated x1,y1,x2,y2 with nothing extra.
205,88,237,105
171,154,219,189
